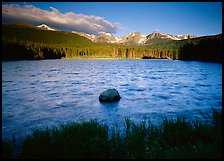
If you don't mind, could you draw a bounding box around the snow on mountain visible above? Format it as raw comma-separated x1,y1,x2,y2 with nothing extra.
119,32,144,45
146,32,196,41
160,33,182,40
35,23,196,44
36,24,56,31
138,35,147,44
115,37,122,43
72,31,97,41
71,30,196,45
95,32,116,43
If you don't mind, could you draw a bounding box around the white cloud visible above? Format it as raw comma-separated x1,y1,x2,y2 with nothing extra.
153,29,160,33
2,3,122,35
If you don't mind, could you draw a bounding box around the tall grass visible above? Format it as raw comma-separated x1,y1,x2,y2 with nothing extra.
2,108,222,159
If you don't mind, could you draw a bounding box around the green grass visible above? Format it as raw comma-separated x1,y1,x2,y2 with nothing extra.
2,108,222,159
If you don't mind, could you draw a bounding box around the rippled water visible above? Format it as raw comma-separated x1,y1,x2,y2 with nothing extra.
2,59,222,141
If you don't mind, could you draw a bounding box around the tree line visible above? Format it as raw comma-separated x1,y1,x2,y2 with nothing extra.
2,39,181,60
3,38,221,62
2,23,222,62
2,41,66,60
178,35,222,62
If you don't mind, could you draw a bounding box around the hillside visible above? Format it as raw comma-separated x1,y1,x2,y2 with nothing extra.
178,34,222,62
2,22,222,62
2,23,96,47
2,23,126,60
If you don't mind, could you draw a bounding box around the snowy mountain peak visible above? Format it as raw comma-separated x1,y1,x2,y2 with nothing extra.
37,24,56,31
71,30,196,45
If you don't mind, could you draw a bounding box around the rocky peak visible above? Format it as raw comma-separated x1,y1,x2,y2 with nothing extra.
95,32,116,43
147,32,164,39
71,30,197,45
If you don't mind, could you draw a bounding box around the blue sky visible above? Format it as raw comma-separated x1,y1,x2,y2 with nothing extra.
2,2,222,37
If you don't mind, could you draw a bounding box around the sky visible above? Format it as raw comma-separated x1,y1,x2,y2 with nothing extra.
2,2,222,37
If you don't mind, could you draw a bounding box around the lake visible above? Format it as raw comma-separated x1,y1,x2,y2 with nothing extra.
2,59,222,142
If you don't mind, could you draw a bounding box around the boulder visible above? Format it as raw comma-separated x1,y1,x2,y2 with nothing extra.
99,88,121,103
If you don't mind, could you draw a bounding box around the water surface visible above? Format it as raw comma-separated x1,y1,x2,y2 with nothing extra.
2,59,222,141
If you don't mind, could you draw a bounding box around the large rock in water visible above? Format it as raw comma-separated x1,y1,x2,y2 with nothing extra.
99,88,121,103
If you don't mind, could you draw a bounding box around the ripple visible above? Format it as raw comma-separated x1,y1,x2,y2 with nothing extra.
64,72,79,75
136,88,145,92
49,92,59,96
142,76,150,79
157,70,167,73
36,73,42,76
10,88,19,92
48,69,59,72
2,80,13,83
41,80,52,84
131,78,138,81
3,89,11,93
170,91,181,95
50,106,61,111
71,81,81,85
196,83,211,87
47,74,56,78
120,83,128,87
150,76,161,80
195,97,203,101
30,90,37,94
27,99,34,102
157,95,170,100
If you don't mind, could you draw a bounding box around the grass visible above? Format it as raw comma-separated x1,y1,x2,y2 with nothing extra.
2,108,222,159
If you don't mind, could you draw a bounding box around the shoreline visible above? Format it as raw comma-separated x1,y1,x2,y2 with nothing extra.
2,57,222,63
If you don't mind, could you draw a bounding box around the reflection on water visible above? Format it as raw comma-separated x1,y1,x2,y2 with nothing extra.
2,59,222,141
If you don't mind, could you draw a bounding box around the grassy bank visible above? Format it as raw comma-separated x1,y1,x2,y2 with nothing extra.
2,108,222,159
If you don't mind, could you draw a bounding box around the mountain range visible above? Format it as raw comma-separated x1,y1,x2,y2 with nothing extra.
72,31,196,45
3,22,222,62
36,23,196,45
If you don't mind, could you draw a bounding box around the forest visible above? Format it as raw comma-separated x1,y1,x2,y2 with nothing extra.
2,23,222,62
